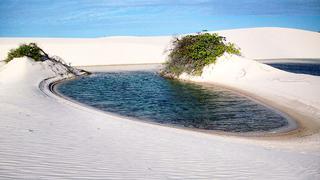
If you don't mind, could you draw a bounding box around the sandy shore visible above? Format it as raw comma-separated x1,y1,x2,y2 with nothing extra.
0,57,318,179
180,55,320,145
207,81,320,140
0,27,320,179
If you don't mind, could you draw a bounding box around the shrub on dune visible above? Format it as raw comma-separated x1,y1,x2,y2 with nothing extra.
3,43,90,76
4,43,49,63
162,33,241,77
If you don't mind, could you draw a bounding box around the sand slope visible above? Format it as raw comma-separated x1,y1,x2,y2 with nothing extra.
0,57,319,179
181,54,320,114
0,28,320,66
0,27,320,179
216,28,320,60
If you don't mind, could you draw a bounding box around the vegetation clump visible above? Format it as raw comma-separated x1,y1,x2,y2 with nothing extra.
161,33,241,77
4,43,49,63
3,43,90,76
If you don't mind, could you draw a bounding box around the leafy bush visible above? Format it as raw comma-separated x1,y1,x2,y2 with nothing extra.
162,33,240,77
4,43,48,63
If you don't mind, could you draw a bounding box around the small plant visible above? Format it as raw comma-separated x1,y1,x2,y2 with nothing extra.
4,43,49,63
162,33,240,77
4,43,91,76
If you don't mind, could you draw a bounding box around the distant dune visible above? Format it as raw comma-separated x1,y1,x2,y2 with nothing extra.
1,27,320,66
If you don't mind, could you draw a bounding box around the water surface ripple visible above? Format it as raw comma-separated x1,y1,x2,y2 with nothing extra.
57,71,290,133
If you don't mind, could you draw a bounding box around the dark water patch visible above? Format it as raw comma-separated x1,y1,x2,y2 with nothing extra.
267,63,320,76
57,71,290,133
260,59,320,76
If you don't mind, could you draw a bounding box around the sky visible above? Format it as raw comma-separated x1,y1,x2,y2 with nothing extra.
0,0,320,37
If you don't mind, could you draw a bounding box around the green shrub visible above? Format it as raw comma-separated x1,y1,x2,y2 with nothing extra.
4,43,47,63
3,43,91,76
162,33,240,77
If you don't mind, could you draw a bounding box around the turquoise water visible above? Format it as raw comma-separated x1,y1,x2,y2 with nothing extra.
57,71,290,133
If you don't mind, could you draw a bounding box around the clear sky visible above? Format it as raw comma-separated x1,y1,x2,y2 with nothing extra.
0,0,320,37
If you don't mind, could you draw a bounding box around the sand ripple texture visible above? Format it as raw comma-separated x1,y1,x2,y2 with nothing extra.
0,58,319,179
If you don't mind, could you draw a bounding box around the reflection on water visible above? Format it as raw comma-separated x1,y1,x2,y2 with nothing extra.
57,71,289,133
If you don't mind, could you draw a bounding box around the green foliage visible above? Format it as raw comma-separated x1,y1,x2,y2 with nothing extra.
162,33,241,77
4,43,46,63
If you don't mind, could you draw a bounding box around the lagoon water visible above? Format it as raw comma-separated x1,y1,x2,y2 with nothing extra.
260,59,320,76
57,70,290,133
267,62,320,76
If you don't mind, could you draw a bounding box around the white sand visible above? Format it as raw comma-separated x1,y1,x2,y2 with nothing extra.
0,36,171,66
1,27,320,66
0,27,320,179
216,28,320,60
180,54,320,118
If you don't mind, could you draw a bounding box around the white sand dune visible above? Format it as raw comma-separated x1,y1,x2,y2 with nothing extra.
0,27,320,179
1,27,320,66
216,28,320,60
180,54,320,122
0,57,319,179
